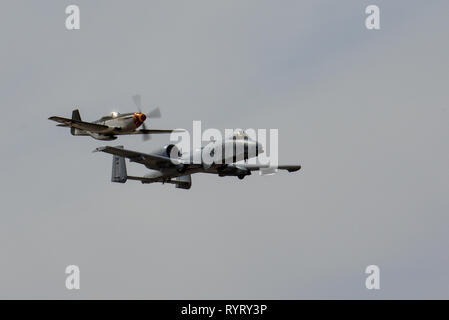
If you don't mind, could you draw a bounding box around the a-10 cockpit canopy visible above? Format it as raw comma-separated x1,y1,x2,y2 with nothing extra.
230,129,250,140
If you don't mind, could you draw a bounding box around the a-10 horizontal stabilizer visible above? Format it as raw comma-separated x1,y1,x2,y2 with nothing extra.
111,146,127,183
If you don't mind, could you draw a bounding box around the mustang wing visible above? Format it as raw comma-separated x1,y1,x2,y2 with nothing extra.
49,116,110,133
94,146,179,170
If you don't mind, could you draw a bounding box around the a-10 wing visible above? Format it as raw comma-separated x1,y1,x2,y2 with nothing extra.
94,146,301,173
94,146,180,170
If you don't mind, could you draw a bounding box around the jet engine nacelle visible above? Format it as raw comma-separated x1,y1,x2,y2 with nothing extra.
152,144,181,160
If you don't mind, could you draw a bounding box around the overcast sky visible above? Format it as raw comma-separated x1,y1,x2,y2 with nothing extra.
0,0,448,299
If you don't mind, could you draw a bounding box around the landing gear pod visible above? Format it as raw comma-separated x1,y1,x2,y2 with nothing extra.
174,175,192,189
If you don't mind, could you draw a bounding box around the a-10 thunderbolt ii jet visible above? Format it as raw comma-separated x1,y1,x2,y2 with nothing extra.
94,130,301,189
48,95,180,141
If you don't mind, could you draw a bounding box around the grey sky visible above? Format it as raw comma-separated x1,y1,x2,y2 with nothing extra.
0,0,448,298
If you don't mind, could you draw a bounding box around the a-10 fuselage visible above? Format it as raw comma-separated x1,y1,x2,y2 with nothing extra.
141,137,264,180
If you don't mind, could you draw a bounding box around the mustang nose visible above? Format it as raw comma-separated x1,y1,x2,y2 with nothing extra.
133,113,147,128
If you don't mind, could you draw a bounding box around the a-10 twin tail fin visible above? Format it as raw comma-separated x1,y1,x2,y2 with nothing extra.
111,146,127,183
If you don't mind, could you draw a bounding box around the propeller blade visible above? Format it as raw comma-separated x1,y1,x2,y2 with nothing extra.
132,94,160,140
148,107,161,118
141,122,152,141
132,94,142,112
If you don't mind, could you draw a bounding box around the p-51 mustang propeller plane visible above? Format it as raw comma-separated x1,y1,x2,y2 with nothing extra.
48,95,181,141
94,130,301,190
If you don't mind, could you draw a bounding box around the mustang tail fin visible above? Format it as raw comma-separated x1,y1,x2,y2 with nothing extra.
111,146,127,183
71,109,81,135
